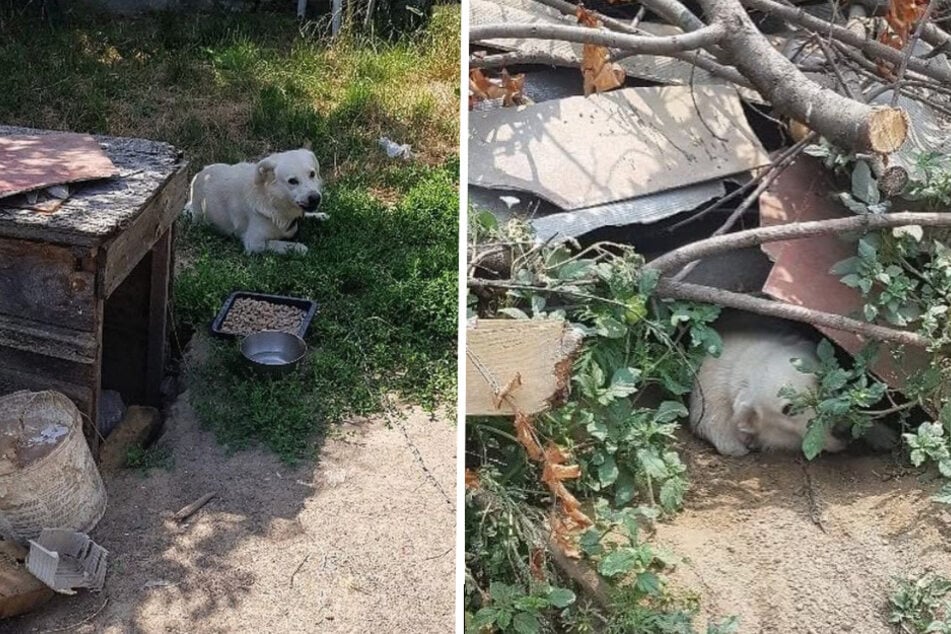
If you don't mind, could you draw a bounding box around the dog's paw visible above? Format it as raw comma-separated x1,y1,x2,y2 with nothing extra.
305,212,330,221
264,240,309,255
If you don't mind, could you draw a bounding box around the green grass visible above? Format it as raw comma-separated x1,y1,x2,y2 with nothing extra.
125,444,175,473
0,6,460,463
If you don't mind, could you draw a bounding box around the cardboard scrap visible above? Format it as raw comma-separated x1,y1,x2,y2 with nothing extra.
27,529,108,595
0,133,118,200
466,319,583,416
469,85,770,211
759,156,928,389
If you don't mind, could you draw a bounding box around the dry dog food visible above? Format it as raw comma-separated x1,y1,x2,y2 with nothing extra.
220,298,305,336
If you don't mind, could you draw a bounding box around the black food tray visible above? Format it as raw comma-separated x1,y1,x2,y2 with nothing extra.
210,291,318,340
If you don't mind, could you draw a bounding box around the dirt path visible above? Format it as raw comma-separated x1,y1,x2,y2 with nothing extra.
3,395,456,634
655,432,951,634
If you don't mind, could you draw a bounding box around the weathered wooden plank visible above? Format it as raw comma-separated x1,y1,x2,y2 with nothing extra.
0,313,97,364
466,319,583,416
0,125,182,247
0,236,97,330
0,346,96,386
99,164,187,298
0,365,94,417
146,229,172,405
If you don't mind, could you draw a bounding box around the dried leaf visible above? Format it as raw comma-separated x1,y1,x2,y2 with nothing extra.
465,468,480,489
529,548,547,581
876,0,928,76
469,68,526,109
514,411,544,461
576,5,625,96
544,442,570,465
494,371,522,409
551,514,583,559
545,462,583,481
500,69,526,108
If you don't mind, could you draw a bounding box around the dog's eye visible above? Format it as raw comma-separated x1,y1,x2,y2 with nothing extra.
288,178,299,186
309,171,316,179
781,403,794,416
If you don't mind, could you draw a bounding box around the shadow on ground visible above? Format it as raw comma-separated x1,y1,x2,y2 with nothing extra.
3,393,455,633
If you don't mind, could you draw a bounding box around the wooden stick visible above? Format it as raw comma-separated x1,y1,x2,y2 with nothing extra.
173,492,217,522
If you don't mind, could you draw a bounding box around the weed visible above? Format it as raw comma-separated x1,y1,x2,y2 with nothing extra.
889,573,951,633
125,444,174,473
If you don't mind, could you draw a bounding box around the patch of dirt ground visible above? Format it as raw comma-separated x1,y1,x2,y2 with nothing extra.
3,394,456,634
655,432,951,634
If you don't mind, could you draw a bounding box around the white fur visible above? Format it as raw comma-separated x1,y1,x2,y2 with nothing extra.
689,329,848,457
184,148,327,255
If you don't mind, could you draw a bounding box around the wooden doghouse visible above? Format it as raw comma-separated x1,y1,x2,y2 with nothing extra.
0,126,187,458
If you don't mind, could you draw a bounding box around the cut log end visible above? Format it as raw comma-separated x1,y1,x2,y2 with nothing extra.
867,107,909,154
878,165,910,197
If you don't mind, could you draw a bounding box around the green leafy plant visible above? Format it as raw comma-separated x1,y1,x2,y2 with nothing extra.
125,444,174,473
889,573,951,633
780,339,889,459
470,582,577,634
466,219,733,632
906,152,951,209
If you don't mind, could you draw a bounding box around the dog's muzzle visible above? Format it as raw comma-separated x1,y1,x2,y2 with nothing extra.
300,192,322,212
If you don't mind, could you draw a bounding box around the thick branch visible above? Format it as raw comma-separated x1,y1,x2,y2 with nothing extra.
740,0,951,84
698,0,908,153
921,22,951,57
646,211,951,275
638,0,707,33
469,51,578,68
468,23,725,55
527,0,736,72
655,280,929,347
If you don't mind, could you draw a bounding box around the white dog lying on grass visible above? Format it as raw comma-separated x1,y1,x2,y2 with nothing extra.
689,328,848,457
184,148,328,255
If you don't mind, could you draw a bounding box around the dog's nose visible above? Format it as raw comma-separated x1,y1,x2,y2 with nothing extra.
308,192,322,208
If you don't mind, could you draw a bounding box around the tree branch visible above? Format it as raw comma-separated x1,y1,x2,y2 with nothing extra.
468,23,726,55
697,0,908,154
655,280,929,347
638,0,708,33
645,211,951,275
469,50,578,68
740,0,951,84
520,0,753,89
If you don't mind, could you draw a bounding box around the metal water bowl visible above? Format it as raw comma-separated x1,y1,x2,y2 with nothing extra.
239,331,307,376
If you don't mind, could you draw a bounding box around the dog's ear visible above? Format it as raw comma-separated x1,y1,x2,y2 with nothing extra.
256,157,276,185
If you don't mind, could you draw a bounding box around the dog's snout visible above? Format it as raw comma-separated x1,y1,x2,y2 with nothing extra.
301,192,322,212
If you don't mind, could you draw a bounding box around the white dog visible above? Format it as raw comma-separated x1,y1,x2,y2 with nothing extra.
184,148,328,255
689,328,848,457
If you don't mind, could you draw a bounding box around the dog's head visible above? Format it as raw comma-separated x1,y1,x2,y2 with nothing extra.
733,355,848,454
256,148,323,213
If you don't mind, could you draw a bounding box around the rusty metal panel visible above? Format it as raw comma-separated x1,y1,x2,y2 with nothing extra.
0,133,118,200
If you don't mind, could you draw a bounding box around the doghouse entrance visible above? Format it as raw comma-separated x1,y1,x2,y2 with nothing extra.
100,230,172,431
